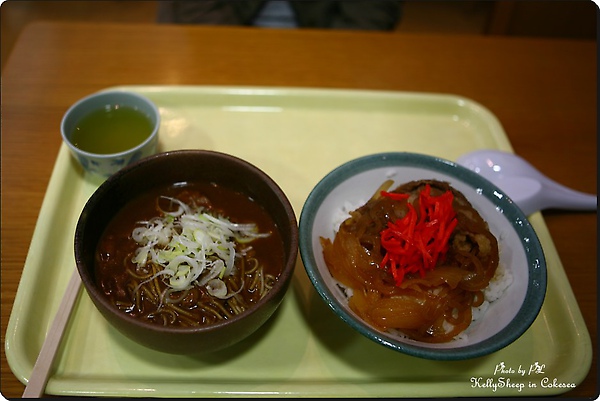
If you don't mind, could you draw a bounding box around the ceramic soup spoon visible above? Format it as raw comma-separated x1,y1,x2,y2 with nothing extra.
457,149,597,216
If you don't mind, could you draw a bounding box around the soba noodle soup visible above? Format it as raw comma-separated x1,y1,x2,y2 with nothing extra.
321,179,500,343
95,181,285,327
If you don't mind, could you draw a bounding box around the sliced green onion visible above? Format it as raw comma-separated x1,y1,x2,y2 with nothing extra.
130,196,270,297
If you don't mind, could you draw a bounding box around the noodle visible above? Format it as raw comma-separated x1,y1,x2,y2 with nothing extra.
321,179,500,343
114,249,274,326
95,182,285,328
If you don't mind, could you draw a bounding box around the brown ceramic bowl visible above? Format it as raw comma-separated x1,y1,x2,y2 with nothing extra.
75,150,298,354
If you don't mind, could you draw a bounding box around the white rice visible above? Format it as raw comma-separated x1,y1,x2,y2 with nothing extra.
471,262,513,322
331,200,366,232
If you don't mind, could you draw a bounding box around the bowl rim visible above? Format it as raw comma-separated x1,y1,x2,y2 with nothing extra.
75,149,299,336
299,151,547,360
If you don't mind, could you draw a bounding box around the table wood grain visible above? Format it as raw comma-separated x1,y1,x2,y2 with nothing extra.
1,21,596,398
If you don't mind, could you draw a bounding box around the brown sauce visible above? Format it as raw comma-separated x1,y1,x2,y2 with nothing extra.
94,181,285,327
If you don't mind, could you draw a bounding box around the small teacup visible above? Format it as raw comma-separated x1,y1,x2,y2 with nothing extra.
61,90,160,178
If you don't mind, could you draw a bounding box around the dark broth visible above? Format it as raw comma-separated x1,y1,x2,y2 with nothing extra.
71,106,153,154
95,181,285,327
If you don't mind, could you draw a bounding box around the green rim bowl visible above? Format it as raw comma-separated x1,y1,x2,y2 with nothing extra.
299,152,547,360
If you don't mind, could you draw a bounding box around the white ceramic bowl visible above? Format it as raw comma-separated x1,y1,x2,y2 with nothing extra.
299,152,546,360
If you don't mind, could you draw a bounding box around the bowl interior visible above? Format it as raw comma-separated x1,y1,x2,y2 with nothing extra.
299,152,546,360
76,150,298,334
61,90,160,154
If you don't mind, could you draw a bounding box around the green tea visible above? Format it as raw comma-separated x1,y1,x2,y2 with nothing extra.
71,106,153,154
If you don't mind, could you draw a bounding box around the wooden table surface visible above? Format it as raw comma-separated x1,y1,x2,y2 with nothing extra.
1,21,596,398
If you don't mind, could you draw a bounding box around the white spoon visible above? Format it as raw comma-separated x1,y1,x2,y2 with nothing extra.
456,149,597,216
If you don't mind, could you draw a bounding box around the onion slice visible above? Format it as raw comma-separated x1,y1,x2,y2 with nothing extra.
130,196,269,295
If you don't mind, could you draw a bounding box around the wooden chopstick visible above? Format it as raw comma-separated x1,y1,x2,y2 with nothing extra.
22,269,82,398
